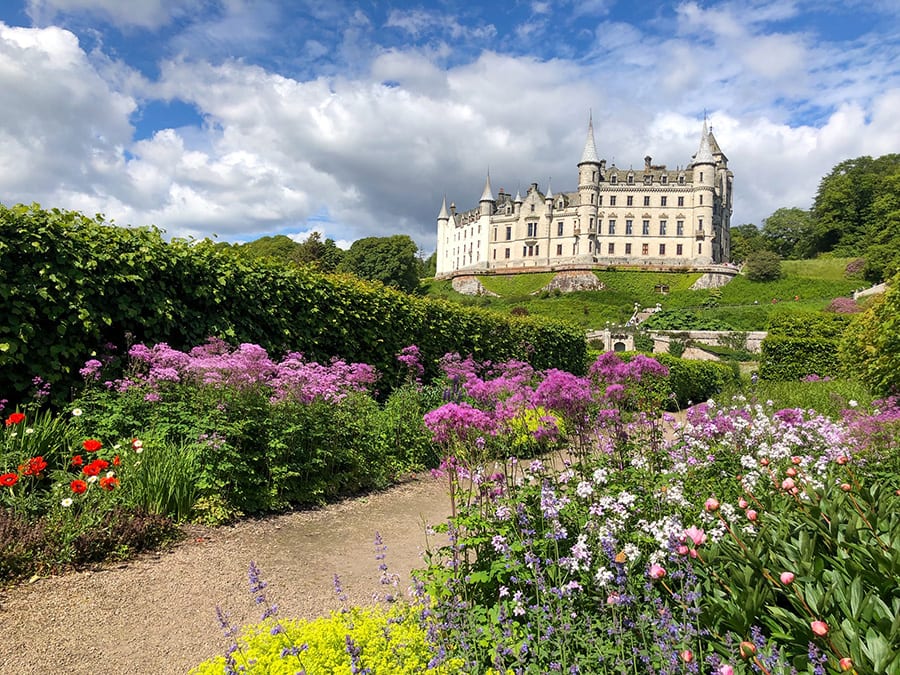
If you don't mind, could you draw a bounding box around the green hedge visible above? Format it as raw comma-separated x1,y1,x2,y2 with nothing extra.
758,311,850,381
0,204,587,405
651,353,738,407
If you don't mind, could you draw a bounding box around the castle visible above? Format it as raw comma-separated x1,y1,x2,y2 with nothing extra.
435,119,733,279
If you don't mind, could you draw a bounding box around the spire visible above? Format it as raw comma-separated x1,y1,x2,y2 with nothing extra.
693,120,714,165
514,187,522,203
437,195,449,220
546,178,553,200
480,171,494,202
579,113,600,165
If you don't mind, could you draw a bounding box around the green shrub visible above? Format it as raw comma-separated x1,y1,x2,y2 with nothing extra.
744,249,783,281
839,278,900,395
652,353,738,407
759,312,852,381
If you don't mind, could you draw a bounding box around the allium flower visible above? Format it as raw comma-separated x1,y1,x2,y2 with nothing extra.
780,572,795,585
648,563,666,579
811,620,829,636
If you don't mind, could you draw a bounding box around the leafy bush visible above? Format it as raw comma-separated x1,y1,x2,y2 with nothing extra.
652,353,738,407
744,250,783,281
824,296,862,313
840,278,900,395
759,312,852,381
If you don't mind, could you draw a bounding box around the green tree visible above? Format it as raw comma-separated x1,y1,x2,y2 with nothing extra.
295,232,344,272
812,154,900,256
338,235,421,293
419,251,437,278
236,234,303,263
840,277,900,394
744,249,783,281
729,223,765,263
761,207,815,259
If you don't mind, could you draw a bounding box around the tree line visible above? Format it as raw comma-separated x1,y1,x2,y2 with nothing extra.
731,154,900,282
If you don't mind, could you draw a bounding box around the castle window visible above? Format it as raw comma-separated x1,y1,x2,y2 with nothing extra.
699,172,704,181
598,195,603,206
677,220,684,235
531,203,535,212
557,244,563,255
642,220,650,235
699,194,704,205
610,196,617,206
643,196,651,207
698,243,702,254
535,245,539,255
591,194,594,204
676,244,683,255
592,171,597,181
611,175,617,185
659,243,666,255
505,248,510,259
588,240,593,253
506,226,512,240
659,220,667,235
625,219,633,235
557,221,564,236
679,174,685,185
661,175,668,185
558,200,564,209
625,242,632,254
660,196,667,207
608,220,616,234
493,250,496,259
678,196,685,206
527,222,537,237
572,243,577,255
523,246,528,256
608,242,615,255
642,243,649,255
644,175,652,185
699,218,704,230
627,174,634,185
493,227,497,241
627,195,634,206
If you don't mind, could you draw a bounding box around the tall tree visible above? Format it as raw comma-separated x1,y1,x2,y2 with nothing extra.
295,231,344,272
761,207,815,259
338,235,421,294
729,223,765,263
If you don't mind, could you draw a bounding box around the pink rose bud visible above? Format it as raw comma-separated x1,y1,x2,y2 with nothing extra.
786,467,797,477
738,497,749,509
739,641,757,659
791,455,802,464
780,572,795,585
719,666,735,675
836,455,849,465
781,478,795,490
704,497,720,512
841,483,852,491
677,545,689,556
839,657,853,671
649,563,666,579
680,649,693,663
759,458,769,467
791,487,800,495
811,620,829,636
746,509,758,522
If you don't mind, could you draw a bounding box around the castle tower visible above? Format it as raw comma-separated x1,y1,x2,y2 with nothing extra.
692,121,716,264
577,116,601,260
435,196,450,276
479,172,495,218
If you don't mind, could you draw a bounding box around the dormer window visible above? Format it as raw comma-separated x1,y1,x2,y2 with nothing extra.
611,175,617,185
627,174,634,185
661,175,668,185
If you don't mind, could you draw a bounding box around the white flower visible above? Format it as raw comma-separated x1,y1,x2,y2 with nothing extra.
61,498,73,508
106,471,115,478
71,408,83,417
848,400,858,408
25,428,34,434
87,475,99,483
595,567,614,587
135,447,143,454
592,468,608,485
576,481,594,499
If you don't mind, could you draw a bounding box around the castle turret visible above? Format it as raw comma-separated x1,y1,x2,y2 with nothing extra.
514,187,522,217
577,116,601,259
479,172,495,217
691,121,716,264
435,196,450,276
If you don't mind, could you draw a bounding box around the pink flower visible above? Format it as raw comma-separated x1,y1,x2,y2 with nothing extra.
781,478,795,490
839,657,853,671
746,509,758,522
791,455,802,464
683,525,707,546
841,483,852,491
704,497,720,512
780,572,795,585
737,497,749,509
759,458,770,467
677,545,689,556
680,649,693,663
811,620,829,636
786,467,797,477
649,563,666,579
836,455,849,465
719,665,735,675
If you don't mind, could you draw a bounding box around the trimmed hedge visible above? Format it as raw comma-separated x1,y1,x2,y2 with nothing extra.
758,311,851,381
0,204,586,405
651,353,739,408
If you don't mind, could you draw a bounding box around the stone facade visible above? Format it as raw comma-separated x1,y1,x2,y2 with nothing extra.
436,119,733,279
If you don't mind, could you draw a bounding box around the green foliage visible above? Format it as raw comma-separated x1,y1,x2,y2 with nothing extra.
747,379,872,418
119,439,200,522
652,353,738,406
759,312,852,381
729,223,766,263
190,606,464,675
338,234,421,293
839,279,900,395
761,207,816,259
476,273,556,296
633,331,654,353
0,204,586,407
744,249,783,281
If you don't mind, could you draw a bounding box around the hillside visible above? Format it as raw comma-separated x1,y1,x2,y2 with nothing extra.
422,258,864,331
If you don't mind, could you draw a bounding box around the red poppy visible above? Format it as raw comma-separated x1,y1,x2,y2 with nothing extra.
5,412,25,426
70,479,88,494
82,439,103,452
0,472,19,487
112,455,121,466
71,455,84,467
99,476,119,491
82,459,109,477
21,456,48,477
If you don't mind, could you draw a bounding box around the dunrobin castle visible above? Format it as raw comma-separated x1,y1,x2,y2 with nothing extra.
435,119,733,279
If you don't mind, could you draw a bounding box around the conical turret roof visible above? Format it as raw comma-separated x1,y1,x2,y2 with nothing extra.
693,121,715,165
579,115,600,165
437,195,449,220
480,172,494,202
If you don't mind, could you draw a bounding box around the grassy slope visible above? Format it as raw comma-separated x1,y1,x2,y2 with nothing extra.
422,258,863,331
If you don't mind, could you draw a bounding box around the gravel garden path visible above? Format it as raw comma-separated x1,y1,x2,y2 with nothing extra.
0,475,452,675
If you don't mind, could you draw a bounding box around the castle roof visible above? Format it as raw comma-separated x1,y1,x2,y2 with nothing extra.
692,121,715,165
437,195,449,220
579,116,600,165
480,172,494,202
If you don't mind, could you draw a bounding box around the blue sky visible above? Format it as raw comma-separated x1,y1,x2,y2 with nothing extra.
1,1,898,250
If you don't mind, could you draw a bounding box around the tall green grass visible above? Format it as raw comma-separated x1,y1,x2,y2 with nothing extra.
121,440,200,522
718,377,872,418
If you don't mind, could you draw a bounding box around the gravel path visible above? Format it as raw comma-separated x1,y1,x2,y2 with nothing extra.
0,476,452,675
